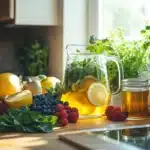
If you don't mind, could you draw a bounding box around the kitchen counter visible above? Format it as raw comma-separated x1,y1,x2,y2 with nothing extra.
0,117,150,150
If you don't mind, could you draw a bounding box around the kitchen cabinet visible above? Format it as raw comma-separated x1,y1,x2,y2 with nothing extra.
0,0,58,26
0,0,14,21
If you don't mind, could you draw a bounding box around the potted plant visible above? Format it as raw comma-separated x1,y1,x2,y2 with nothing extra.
16,40,48,81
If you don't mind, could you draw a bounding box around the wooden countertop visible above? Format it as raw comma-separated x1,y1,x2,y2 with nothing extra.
0,117,150,150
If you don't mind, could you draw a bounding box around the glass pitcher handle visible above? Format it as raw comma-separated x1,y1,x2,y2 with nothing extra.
106,56,124,95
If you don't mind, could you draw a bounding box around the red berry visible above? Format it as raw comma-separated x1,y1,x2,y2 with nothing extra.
71,108,79,118
122,112,128,118
64,105,71,110
66,110,72,116
59,118,68,126
56,104,64,112
111,111,128,121
59,110,68,119
64,105,72,115
68,112,78,123
106,105,128,122
105,105,115,119
112,106,121,113
71,107,78,113
120,112,128,121
111,110,122,121
0,101,8,115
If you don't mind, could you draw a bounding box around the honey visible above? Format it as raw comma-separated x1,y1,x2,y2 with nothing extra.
122,79,150,119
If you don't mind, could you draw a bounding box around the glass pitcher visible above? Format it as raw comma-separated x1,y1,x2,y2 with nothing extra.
62,45,123,118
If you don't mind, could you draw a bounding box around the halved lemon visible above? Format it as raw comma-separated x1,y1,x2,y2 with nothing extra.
87,82,110,106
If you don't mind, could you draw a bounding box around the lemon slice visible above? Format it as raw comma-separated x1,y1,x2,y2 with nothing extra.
87,82,110,106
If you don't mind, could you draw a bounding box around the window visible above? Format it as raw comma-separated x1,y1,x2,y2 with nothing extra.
88,0,150,39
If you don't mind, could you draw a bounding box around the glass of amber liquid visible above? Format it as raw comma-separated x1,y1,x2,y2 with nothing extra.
122,78,150,120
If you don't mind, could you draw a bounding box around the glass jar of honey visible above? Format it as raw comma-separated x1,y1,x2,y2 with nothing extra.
122,78,150,119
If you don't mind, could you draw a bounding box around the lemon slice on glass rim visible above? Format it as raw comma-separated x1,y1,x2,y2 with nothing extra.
87,82,110,106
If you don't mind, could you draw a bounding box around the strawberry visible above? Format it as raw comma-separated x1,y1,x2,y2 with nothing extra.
68,112,78,123
56,104,64,112
59,110,68,119
59,118,68,126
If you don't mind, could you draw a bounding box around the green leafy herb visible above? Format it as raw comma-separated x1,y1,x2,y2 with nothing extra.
0,107,57,133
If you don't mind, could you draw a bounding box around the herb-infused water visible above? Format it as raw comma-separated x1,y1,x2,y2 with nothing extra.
62,45,123,118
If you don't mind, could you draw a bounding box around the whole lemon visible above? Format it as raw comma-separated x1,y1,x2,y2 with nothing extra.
41,77,61,93
0,73,21,97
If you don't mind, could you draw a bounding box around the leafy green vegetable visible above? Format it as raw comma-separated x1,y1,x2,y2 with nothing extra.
0,107,57,133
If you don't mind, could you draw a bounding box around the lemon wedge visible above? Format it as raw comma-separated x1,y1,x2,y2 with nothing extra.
5,90,32,108
87,82,110,106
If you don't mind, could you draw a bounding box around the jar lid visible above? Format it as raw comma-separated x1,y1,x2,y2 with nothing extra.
122,78,149,87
